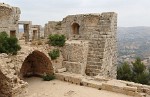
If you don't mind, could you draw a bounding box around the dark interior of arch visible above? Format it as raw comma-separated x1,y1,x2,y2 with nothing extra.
20,50,54,78
72,23,80,34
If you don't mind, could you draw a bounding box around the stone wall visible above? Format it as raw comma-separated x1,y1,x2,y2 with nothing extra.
31,25,41,40
44,12,117,78
0,3,20,37
86,13,117,78
0,53,28,97
62,40,89,75
44,21,62,37
0,42,54,96
61,14,101,40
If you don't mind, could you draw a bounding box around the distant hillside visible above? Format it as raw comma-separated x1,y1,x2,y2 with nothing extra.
117,26,150,59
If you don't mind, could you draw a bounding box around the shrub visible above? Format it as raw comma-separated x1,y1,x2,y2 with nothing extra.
132,58,146,75
135,71,150,84
0,32,21,55
48,34,66,47
117,62,132,81
43,74,55,81
48,49,60,60
117,57,150,85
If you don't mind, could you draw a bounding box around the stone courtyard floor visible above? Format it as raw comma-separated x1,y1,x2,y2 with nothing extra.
25,77,132,97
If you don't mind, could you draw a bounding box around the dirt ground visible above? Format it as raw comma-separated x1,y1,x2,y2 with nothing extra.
25,77,132,97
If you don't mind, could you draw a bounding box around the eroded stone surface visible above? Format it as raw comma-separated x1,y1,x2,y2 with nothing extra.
0,41,54,97
55,72,149,97
45,13,117,78
0,3,20,37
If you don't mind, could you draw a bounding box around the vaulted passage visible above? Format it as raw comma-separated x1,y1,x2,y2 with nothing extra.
20,50,54,78
72,23,80,34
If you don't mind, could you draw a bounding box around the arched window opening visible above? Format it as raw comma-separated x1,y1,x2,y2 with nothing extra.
71,23,80,34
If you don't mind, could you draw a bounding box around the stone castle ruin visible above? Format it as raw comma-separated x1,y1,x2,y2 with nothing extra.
0,3,42,42
1,3,150,97
44,13,117,78
0,3,20,37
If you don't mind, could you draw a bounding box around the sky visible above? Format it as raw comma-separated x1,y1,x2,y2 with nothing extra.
1,0,150,27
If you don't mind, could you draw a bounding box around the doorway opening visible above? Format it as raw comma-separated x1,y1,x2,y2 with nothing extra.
72,23,80,34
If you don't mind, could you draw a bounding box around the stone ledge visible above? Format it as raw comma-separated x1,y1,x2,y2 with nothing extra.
55,72,149,97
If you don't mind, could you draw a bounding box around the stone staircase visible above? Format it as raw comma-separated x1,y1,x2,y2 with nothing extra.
86,38,105,76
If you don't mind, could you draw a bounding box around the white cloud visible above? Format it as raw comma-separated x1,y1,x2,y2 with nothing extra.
0,0,150,27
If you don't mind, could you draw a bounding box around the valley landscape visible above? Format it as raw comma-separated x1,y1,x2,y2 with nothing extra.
118,27,150,66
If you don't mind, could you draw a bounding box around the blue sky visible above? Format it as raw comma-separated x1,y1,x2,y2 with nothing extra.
1,0,150,27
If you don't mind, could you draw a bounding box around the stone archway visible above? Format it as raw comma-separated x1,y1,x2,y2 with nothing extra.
72,23,80,34
20,50,54,78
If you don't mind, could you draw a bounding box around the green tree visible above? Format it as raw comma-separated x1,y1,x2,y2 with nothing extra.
135,71,149,84
48,49,60,60
131,57,149,84
0,31,21,55
48,34,66,47
117,62,132,81
117,57,150,85
132,58,145,74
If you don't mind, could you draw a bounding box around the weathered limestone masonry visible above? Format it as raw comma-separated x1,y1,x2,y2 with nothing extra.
0,53,28,97
44,21,62,37
56,72,149,97
62,40,89,75
44,12,117,78
18,21,32,42
18,22,42,41
0,3,20,37
0,3,42,42
31,25,41,40
0,41,54,97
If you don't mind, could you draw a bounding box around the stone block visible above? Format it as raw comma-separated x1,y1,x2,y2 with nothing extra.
63,61,86,75
123,86,137,92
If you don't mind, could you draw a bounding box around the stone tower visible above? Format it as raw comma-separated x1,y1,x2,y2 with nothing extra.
44,12,117,78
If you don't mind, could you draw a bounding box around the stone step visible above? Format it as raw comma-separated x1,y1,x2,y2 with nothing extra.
87,61,102,66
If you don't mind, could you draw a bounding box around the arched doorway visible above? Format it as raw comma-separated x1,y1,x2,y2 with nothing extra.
72,23,80,34
20,50,54,78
